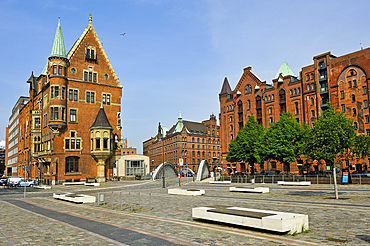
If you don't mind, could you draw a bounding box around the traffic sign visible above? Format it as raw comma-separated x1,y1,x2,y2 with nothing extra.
22,165,29,171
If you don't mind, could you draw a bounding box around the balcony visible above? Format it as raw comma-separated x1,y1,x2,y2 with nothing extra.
319,86,328,94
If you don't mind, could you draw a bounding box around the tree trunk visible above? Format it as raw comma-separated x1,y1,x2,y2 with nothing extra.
333,167,339,199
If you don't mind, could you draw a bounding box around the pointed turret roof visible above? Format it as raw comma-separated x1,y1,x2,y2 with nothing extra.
49,17,67,59
90,104,113,130
274,62,296,79
173,112,184,133
219,77,232,95
41,62,48,76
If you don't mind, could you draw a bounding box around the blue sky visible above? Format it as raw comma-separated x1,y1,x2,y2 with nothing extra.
1,0,369,153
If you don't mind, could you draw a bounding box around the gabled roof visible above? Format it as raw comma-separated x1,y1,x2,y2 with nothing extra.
90,104,113,130
67,14,122,88
219,76,232,95
49,18,67,59
166,114,207,136
274,62,296,79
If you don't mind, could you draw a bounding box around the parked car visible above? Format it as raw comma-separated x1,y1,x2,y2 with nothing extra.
7,177,22,187
258,170,281,176
19,179,35,187
0,178,8,186
350,170,370,177
181,171,193,177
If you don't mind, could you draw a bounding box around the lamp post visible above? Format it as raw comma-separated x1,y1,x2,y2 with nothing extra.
158,122,165,188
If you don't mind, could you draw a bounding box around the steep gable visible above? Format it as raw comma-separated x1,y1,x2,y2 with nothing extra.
67,14,122,88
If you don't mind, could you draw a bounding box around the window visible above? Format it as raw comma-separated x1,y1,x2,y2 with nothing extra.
352,94,355,102
312,83,315,90
103,94,106,104
44,113,48,126
93,73,97,82
294,88,297,95
295,102,299,115
363,86,367,95
102,93,111,105
307,84,310,91
69,89,73,101
65,132,81,151
103,138,108,149
107,94,110,105
61,87,65,99
341,104,345,113
74,90,78,101
268,95,271,101
354,122,358,130
51,107,59,120
353,108,357,116
91,92,95,103
366,115,369,124
353,80,357,87
65,156,79,173
348,81,352,88
311,110,315,117
290,90,293,96
272,94,274,101
310,98,314,106
230,116,232,123
58,65,63,75
269,117,273,123
298,88,300,94
61,107,65,121
55,86,59,98
53,65,57,74
340,91,344,99
84,71,88,81
268,108,272,115
311,74,314,80
365,100,368,109
35,117,41,129
306,74,309,81
86,92,90,103
230,125,233,131
70,109,77,122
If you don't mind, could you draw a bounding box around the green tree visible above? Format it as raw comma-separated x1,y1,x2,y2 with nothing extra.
259,112,310,173
226,116,265,175
351,134,370,159
304,104,356,199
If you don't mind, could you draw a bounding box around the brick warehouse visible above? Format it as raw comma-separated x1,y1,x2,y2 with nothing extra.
143,113,221,173
5,14,123,183
220,48,370,175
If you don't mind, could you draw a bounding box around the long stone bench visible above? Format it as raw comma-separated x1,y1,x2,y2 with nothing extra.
209,180,231,184
34,185,51,189
229,187,269,193
62,182,86,185
277,181,311,186
168,188,205,196
53,193,96,204
192,206,308,234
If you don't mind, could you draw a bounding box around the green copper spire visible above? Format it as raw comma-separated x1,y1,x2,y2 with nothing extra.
41,62,47,75
274,62,296,79
49,17,67,59
174,112,184,133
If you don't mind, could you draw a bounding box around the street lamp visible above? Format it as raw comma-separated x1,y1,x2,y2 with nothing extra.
158,122,165,188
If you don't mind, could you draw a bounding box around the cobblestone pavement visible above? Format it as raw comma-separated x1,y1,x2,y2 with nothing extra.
0,178,369,245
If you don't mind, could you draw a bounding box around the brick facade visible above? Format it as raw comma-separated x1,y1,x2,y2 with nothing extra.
143,114,221,173
219,48,370,174
5,15,122,183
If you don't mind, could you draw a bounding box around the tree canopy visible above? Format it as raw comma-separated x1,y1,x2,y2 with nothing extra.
259,112,310,170
226,116,265,174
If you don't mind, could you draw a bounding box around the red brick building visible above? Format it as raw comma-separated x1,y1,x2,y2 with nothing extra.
5,15,122,183
143,113,221,173
219,48,370,175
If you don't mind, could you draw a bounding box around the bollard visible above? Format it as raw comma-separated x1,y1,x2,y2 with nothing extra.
360,175,361,185
262,175,264,183
293,175,295,182
317,175,319,184
330,176,331,185
304,175,306,181
138,192,141,206
97,192,99,206
272,175,274,184
112,191,114,210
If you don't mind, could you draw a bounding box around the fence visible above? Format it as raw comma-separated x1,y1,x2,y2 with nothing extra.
224,175,370,185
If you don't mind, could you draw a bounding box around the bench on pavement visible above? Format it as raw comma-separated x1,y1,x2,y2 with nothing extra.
229,187,269,193
209,180,231,184
168,188,205,196
34,185,51,189
53,193,96,204
277,181,311,186
192,206,308,234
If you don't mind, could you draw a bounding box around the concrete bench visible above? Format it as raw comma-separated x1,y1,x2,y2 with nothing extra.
209,180,231,184
229,187,269,193
84,182,100,186
168,188,205,196
277,181,311,186
53,193,96,204
34,185,51,189
62,182,86,185
192,206,308,234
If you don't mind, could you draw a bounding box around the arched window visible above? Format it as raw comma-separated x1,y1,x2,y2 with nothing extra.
247,100,251,109
352,94,356,102
310,98,314,105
